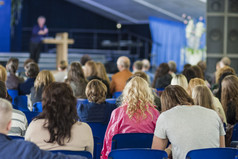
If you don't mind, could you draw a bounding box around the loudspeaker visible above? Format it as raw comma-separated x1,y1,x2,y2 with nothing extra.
228,0,238,13
227,17,238,53
207,0,224,12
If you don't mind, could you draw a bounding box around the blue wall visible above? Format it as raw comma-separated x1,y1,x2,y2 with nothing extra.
0,0,11,52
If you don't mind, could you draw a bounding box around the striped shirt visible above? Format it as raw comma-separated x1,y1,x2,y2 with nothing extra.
8,109,28,137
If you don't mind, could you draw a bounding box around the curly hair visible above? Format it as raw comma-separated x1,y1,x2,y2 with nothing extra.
122,76,155,120
34,70,55,92
36,82,79,146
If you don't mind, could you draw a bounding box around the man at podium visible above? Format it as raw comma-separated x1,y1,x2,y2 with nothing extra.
29,16,48,63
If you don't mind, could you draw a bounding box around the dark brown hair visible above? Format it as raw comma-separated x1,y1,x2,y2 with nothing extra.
152,63,170,88
66,62,86,82
192,65,204,79
161,85,194,112
25,62,39,78
6,57,19,74
37,82,79,146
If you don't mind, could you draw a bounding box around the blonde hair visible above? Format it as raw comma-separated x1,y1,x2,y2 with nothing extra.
84,60,98,78
122,76,155,120
187,78,206,96
216,66,235,83
171,74,188,90
96,62,110,85
0,98,12,130
0,65,7,82
34,70,55,92
86,79,107,104
192,85,215,110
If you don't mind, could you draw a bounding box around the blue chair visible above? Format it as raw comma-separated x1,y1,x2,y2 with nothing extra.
112,92,122,98
105,98,116,104
33,102,42,112
13,95,29,111
50,150,92,159
108,148,168,159
8,136,24,140
186,148,238,159
93,136,102,159
111,133,154,150
232,123,238,141
23,111,40,124
7,89,19,101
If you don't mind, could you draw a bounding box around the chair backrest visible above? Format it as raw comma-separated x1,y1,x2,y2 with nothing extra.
8,136,24,140
13,95,29,111
23,111,40,124
50,150,92,159
186,148,238,159
93,136,102,159
7,89,19,101
33,102,43,112
87,122,107,142
105,98,116,104
108,148,168,159
112,92,122,98
111,133,154,150
232,123,238,141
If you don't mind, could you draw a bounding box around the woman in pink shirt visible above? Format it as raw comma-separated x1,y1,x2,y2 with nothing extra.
101,76,160,159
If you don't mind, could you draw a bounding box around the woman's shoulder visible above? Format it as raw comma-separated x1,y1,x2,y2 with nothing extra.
73,122,92,131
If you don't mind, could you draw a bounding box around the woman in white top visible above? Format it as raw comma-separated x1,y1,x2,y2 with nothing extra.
152,85,225,159
25,82,93,155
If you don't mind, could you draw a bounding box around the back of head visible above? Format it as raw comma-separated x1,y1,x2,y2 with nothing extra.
40,82,78,145
216,66,235,83
67,62,85,82
161,85,194,112
80,55,91,66
197,61,206,73
59,60,68,70
133,60,143,71
171,74,188,90
0,81,7,98
168,61,177,73
133,71,149,84
96,62,110,83
86,79,107,104
221,75,238,113
152,63,170,88
117,56,130,70
25,62,39,78
191,65,204,79
187,78,206,96
0,65,7,82
183,63,192,70
23,59,34,68
84,60,98,77
34,70,55,89
192,85,215,110
221,57,231,67
182,67,196,83
0,98,12,134
6,58,19,74
142,59,150,71
122,76,154,120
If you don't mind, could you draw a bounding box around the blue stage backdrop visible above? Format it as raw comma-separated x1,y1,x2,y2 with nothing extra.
149,17,186,72
0,0,11,52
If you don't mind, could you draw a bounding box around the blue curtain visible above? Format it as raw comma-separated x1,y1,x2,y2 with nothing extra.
149,17,186,72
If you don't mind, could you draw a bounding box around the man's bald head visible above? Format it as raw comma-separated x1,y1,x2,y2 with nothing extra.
117,56,130,71
0,98,12,134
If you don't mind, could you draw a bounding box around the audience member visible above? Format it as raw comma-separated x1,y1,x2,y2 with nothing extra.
183,63,192,70
96,62,110,88
80,54,92,66
142,59,154,84
6,57,24,90
101,77,160,159
30,70,55,105
171,74,188,90
220,56,231,68
18,62,39,95
110,56,132,95
0,65,7,82
152,85,225,159
168,61,177,78
187,78,227,124
116,71,161,111
182,67,196,83
152,63,172,89
132,60,143,73
65,62,88,99
78,79,116,124
84,61,110,97
191,65,204,79
221,75,238,125
197,61,213,85
0,81,28,137
25,82,94,155
53,60,68,82
0,98,82,159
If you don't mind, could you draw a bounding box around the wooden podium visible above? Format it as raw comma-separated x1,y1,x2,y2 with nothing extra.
42,32,74,68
